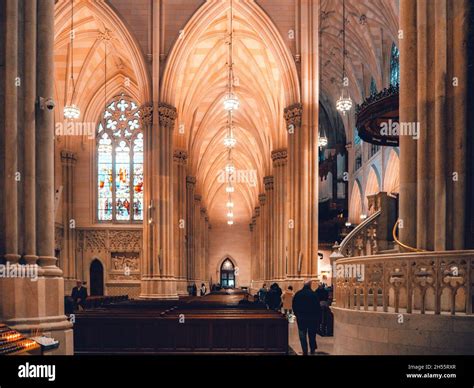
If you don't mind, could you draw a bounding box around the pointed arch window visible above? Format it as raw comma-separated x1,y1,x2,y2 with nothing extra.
390,43,400,86
96,95,144,222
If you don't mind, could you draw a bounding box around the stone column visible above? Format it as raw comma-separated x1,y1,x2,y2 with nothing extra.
200,207,207,283
185,176,196,283
254,206,261,282
399,0,418,248
60,150,77,288
399,0,472,250
258,194,267,281
272,149,287,281
264,176,274,281
173,149,187,295
23,0,37,266
4,0,20,265
140,103,178,299
193,194,202,283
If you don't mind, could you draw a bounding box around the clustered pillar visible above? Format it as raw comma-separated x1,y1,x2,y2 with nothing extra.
0,0,72,354
399,0,473,251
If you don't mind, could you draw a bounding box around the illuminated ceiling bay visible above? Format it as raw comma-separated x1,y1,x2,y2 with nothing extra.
162,1,299,225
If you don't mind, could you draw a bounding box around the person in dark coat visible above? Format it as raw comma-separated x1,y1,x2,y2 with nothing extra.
265,283,283,310
316,283,330,336
71,281,88,311
292,279,321,355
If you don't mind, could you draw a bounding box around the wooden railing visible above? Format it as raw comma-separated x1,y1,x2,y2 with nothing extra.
334,250,473,315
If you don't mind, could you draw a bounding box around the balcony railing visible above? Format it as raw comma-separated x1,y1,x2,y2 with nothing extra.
334,250,473,315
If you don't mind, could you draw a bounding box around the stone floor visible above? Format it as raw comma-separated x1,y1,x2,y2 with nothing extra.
288,321,334,355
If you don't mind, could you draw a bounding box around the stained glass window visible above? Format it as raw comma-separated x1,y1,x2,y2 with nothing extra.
97,95,144,222
370,77,377,95
390,43,400,87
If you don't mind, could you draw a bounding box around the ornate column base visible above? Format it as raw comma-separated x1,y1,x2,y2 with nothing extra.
176,277,189,296
139,277,179,300
37,256,63,277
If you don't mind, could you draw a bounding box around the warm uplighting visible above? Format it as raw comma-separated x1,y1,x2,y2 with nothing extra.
223,133,237,149
223,92,240,111
63,104,81,120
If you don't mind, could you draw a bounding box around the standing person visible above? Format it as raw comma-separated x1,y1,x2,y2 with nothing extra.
316,282,329,336
192,283,197,296
265,283,282,310
282,285,295,316
200,283,207,296
258,283,268,304
71,281,88,311
292,279,321,355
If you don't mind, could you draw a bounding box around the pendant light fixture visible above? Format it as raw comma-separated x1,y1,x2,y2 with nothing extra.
63,0,81,120
223,111,237,149
223,0,239,111
336,0,353,115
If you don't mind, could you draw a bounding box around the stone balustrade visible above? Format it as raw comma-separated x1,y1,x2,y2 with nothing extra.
334,250,473,315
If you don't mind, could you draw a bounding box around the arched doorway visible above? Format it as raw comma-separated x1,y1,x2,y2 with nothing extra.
220,258,236,288
90,259,104,296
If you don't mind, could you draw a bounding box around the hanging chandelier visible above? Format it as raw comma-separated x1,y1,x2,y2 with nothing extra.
226,200,234,208
336,0,352,115
225,162,235,175
223,111,237,149
318,132,328,148
223,0,239,112
64,0,81,120
226,185,234,193
227,211,234,218
227,220,234,225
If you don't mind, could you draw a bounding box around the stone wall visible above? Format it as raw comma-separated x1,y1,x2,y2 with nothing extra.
333,307,474,355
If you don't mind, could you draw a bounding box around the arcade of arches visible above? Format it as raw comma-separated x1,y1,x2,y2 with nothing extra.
0,0,473,356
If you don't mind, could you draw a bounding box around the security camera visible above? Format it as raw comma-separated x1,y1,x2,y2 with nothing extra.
38,97,55,111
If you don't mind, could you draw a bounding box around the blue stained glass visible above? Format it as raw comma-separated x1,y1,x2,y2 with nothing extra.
390,43,400,86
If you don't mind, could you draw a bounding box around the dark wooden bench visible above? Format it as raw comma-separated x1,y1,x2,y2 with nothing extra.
73,297,288,354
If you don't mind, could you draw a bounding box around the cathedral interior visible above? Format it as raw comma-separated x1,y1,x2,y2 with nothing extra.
0,0,473,365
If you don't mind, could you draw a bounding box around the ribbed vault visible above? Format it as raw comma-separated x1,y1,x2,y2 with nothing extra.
162,0,299,225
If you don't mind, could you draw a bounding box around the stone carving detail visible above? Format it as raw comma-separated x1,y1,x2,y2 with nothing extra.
194,194,202,202
54,224,64,252
186,176,196,188
83,230,107,251
173,149,188,165
60,150,77,166
271,149,288,167
264,176,274,191
111,252,140,272
139,103,153,126
284,103,303,130
258,193,266,205
109,230,142,252
335,253,473,315
158,102,177,129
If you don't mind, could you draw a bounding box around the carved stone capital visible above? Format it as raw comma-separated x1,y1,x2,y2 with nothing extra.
60,150,77,166
254,207,260,217
158,102,177,129
186,176,196,189
284,103,303,131
258,193,266,205
139,103,153,126
271,148,288,167
173,149,188,165
264,176,274,191
194,194,202,202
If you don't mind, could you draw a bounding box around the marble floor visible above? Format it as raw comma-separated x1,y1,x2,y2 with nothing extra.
288,321,334,355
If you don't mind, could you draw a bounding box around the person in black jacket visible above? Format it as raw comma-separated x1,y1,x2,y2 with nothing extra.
71,281,88,311
292,279,321,355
